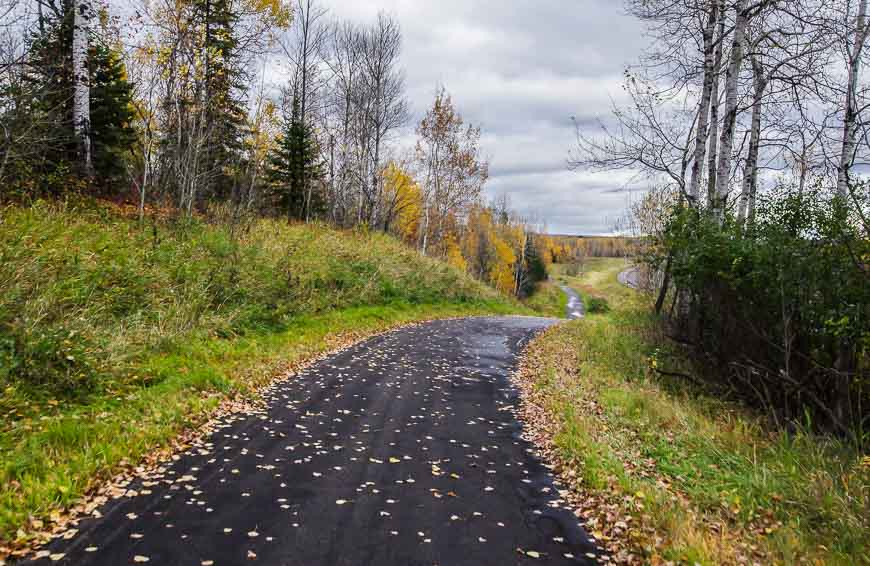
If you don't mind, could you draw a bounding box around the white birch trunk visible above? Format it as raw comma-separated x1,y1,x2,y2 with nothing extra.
739,56,766,225
706,0,726,207
688,1,720,205
420,203,430,255
837,0,870,198
72,0,92,175
713,0,749,219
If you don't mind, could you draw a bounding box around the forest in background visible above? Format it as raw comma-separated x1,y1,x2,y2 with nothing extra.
0,0,555,299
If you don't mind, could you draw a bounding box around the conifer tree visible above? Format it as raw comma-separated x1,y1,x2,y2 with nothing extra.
12,5,135,195
195,0,247,200
267,95,325,220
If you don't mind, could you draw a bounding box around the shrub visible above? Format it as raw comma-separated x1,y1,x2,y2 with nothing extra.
585,296,611,314
564,262,582,277
646,182,869,442
0,323,105,400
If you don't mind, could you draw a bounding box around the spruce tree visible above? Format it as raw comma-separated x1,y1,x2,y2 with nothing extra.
88,43,136,182
13,6,135,195
195,0,247,201
267,95,325,220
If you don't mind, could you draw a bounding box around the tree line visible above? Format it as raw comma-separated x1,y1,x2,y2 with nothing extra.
0,0,549,298
573,0,870,442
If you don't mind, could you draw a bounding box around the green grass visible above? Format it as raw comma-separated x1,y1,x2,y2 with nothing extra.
0,200,524,548
523,280,568,319
551,257,633,300
522,259,869,565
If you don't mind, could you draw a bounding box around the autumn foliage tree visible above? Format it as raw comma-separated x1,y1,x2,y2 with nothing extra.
381,161,422,239
415,87,488,256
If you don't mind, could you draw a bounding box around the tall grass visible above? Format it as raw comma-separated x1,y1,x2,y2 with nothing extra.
0,201,502,407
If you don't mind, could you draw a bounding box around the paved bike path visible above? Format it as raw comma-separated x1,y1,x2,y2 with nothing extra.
27,317,600,565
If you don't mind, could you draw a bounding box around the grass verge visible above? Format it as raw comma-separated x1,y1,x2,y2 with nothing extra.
524,280,568,319
0,200,524,553
517,259,869,565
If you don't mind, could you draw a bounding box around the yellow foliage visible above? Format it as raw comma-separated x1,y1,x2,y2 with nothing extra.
445,234,468,273
490,236,517,294
382,163,423,244
247,99,281,163
245,0,293,28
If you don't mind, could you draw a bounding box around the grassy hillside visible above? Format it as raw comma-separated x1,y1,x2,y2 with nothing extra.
520,259,868,565
524,280,567,319
0,200,522,549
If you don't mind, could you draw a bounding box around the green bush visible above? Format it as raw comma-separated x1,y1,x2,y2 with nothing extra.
585,296,611,314
0,323,105,400
648,182,869,442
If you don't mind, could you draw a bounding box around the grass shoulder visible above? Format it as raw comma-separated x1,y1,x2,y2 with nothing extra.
524,280,568,319
517,259,868,565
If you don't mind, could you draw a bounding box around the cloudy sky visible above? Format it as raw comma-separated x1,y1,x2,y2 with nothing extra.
325,0,650,235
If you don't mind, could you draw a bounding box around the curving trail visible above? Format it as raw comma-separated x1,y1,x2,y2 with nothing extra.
26,317,600,566
558,286,585,320
617,267,640,290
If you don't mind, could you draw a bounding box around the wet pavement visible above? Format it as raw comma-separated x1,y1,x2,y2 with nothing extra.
26,317,600,566
559,286,585,320
617,268,640,290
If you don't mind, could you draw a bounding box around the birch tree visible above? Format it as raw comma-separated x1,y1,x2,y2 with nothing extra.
836,0,870,197
72,0,92,175
358,12,408,226
688,0,721,205
712,0,750,218
323,20,364,225
415,88,488,255
705,0,726,204
737,7,830,224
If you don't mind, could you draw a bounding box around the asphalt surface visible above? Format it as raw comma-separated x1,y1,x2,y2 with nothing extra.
27,317,600,566
558,286,585,320
617,267,640,290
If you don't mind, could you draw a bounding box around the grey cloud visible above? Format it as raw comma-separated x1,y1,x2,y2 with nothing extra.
324,0,648,234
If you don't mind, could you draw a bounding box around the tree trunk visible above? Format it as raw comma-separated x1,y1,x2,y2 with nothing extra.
706,0,726,207
139,151,149,223
38,0,46,35
514,231,528,297
420,204,430,255
655,254,672,315
713,0,749,219
0,126,10,185
299,0,311,219
688,0,720,205
837,0,870,198
72,0,93,176
797,140,809,198
739,56,766,226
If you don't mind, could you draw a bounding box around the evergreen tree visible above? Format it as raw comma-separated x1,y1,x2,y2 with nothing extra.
195,0,247,201
11,6,135,195
523,236,548,291
267,96,325,220
87,42,136,182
